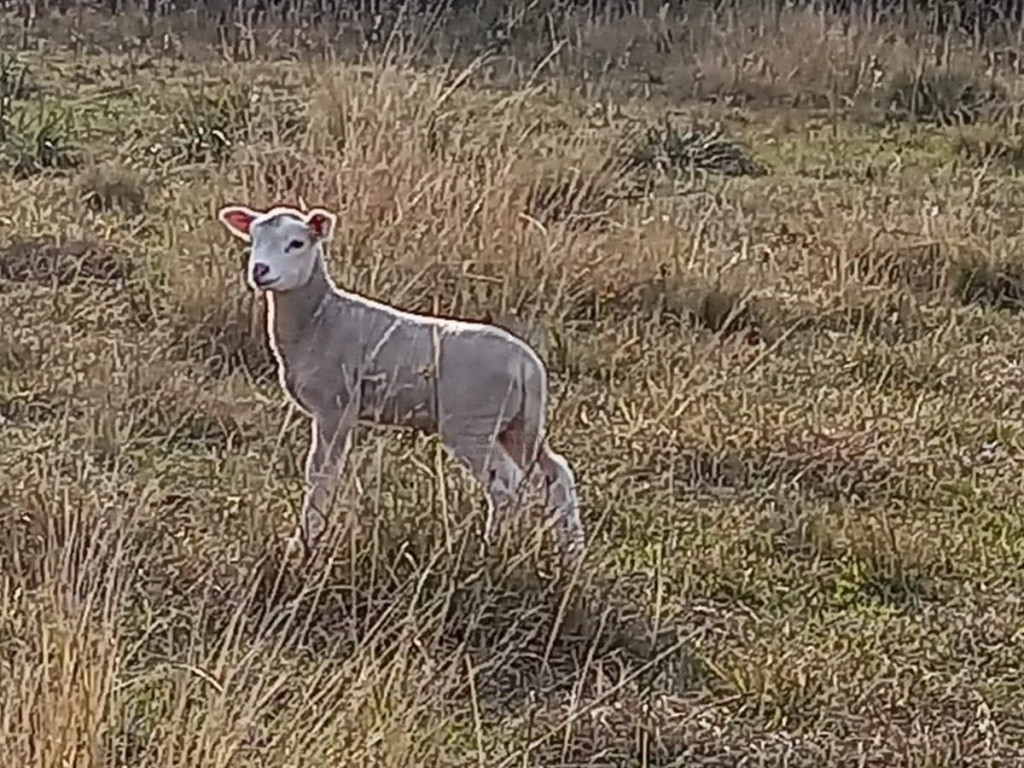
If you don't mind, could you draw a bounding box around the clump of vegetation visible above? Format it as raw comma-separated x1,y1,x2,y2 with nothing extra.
687,286,758,336
0,237,131,286
0,104,79,178
882,67,1004,125
163,84,254,165
847,240,948,295
523,158,624,230
835,526,936,608
952,127,1024,171
625,118,767,178
951,255,1024,312
0,53,77,176
77,162,147,215
808,288,928,343
0,52,33,105
760,508,838,562
174,290,275,381
567,269,771,342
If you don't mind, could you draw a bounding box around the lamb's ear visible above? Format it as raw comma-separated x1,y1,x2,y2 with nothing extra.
306,208,337,243
218,205,260,242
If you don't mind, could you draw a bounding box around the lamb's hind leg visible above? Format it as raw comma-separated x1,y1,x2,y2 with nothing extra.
534,444,585,566
441,425,529,546
490,416,585,564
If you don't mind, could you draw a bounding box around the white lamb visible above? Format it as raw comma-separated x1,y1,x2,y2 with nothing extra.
216,203,586,568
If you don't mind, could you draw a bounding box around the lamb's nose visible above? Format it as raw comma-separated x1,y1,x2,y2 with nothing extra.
252,263,270,281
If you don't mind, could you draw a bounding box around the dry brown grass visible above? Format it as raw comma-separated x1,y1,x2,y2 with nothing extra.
4,2,1024,766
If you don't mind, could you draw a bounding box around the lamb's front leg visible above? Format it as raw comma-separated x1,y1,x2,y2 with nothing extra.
287,398,358,562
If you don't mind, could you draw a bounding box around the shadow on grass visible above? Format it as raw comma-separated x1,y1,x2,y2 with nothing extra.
244,519,707,711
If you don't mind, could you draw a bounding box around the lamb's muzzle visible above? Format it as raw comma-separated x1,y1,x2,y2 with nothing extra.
216,203,586,568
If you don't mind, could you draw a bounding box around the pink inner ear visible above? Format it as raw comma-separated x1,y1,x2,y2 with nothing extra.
308,213,332,240
222,208,256,235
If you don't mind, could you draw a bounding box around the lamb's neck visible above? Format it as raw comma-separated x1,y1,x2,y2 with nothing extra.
266,257,332,353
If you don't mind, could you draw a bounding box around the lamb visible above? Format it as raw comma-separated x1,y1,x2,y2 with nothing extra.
216,203,586,568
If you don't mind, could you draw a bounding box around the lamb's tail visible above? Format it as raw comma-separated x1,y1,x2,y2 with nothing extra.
518,351,549,475
518,349,586,565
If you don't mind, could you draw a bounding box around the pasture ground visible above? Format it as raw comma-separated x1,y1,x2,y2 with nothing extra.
3,3,1024,765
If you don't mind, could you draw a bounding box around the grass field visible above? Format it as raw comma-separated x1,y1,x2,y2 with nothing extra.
4,2,1024,765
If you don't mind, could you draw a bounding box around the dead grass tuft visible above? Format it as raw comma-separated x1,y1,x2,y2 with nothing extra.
626,118,767,179
847,239,949,295
757,506,839,562
522,160,621,230
0,392,61,425
810,291,924,341
882,67,1006,126
76,162,147,215
953,126,1024,171
176,293,275,380
676,429,899,502
839,524,938,607
0,236,131,285
688,286,760,337
951,255,1024,313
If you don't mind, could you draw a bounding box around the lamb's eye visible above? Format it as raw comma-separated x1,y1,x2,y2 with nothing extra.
287,239,304,251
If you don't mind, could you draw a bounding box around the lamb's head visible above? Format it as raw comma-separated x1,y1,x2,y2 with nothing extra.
217,204,337,292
